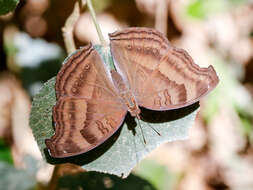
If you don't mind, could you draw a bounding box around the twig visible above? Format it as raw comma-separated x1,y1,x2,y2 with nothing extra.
155,0,169,35
87,0,107,47
62,0,86,54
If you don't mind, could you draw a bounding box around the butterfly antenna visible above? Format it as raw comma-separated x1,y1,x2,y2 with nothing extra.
139,115,161,136
136,116,146,144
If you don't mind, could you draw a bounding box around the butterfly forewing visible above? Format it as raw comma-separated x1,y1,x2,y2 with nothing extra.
46,44,127,158
109,27,219,110
55,44,117,99
109,27,169,93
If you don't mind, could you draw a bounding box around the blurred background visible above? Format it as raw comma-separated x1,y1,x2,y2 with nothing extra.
0,0,253,190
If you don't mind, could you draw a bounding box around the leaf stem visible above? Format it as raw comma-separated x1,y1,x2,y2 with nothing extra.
87,0,107,46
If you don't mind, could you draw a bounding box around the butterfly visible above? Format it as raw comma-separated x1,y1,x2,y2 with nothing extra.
45,27,219,158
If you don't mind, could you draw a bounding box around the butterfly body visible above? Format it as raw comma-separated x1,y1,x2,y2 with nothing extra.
110,70,141,117
45,27,219,158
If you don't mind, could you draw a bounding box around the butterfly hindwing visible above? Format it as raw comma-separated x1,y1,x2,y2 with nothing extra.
45,44,127,158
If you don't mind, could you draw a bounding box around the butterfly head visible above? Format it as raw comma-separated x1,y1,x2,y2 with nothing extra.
129,106,141,117
126,96,141,117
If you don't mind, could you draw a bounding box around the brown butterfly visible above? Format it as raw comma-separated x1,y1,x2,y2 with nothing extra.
45,27,219,158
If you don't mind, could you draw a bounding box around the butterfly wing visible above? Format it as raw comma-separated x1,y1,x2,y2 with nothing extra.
109,27,219,110
45,44,127,158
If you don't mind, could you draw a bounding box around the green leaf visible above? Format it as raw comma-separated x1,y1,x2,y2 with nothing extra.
0,0,19,15
29,48,199,178
29,77,56,160
80,105,198,178
187,0,206,19
30,76,198,177
186,0,248,19
0,139,13,164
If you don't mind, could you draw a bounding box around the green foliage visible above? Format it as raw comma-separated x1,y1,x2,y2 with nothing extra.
202,55,253,123
236,107,253,142
0,139,13,164
187,0,206,19
187,0,227,19
0,0,19,15
135,160,181,190
201,89,219,123
186,0,248,19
